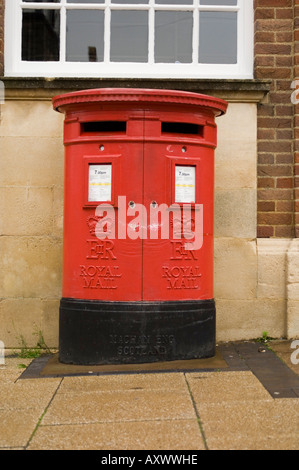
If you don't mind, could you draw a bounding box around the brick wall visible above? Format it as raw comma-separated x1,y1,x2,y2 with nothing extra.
255,0,295,238
0,0,4,77
294,0,299,237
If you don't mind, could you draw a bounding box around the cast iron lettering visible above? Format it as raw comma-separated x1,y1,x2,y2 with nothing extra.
162,265,201,290
86,239,117,260
110,334,175,356
170,241,198,260
80,264,122,289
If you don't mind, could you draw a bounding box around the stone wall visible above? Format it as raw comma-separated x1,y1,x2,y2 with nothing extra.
0,100,64,347
2,92,297,347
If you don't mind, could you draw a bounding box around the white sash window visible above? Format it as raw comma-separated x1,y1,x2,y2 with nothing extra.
5,0,253,78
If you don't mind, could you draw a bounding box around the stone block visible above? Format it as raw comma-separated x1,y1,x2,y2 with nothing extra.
216,299,286,342
41,299,60,348
215,103,257,191
0,136,64,186
214,238,257,300
257,239,291,300
0,101,64,138
52,185,64,238
287,239,299,338
287,301,299,339
0,298,43,347
0,236,62,298
0,187,53,236
215,189,256,238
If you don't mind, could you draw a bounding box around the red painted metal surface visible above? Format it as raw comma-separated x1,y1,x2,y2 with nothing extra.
53,88,227,303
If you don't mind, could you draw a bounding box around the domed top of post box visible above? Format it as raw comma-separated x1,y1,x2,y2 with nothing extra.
52,88,227,116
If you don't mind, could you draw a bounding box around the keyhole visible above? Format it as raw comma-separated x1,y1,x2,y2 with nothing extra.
151,201,158,208
129,201,135,209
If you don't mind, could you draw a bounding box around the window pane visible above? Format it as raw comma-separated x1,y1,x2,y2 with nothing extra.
155,0,192,4
67,0,104,3
200,0,237,4
23,0,60,3
66,10,104,62
199,11,237,64
110,11,148,62
111,0,149,3
155,11,193,63
22,9,60,61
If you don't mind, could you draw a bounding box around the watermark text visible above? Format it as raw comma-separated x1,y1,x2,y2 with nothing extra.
291,340,299,365
94,196,203,251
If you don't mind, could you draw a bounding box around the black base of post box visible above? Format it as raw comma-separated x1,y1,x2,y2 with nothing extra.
58,298,216,365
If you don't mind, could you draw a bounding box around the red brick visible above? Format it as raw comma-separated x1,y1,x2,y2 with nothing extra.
256,67,292,79
258,213,293,225
276,8,294,19
255,44,292,55
258,142,293,153
276,31,293,42
257,226,274,238
276,56,293,67
257,128,275,139
255,0,292,6
258,201,276,211
255,19,292,32
276,105,294,117
255,31,275,42
255,8,275,20
276,177,294,188
276,153,294,164
257,117,292,128
258,154,275,164
255,55,275,66
258,177,275,188
258,189,293,201
275,226,295,237
277,201,294,211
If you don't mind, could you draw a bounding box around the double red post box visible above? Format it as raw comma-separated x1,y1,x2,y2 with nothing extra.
53,88,227,365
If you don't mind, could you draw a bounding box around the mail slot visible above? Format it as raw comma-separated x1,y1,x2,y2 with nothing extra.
53,88,227,365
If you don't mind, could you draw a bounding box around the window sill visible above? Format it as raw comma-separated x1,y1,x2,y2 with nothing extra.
1,77,271,103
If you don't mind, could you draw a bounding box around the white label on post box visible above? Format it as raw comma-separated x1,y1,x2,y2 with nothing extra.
175,165,196,203
88,164,112,202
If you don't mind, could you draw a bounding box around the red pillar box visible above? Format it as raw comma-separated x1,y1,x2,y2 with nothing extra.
53,88,227,365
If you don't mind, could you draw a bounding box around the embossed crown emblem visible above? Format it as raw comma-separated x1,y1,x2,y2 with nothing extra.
87,216,115,237
170,215,195,239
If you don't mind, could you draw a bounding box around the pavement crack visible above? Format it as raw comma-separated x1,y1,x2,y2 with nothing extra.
183,373,209,450
24,378,64,449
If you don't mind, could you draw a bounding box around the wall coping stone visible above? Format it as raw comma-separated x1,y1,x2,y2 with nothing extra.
1,77,271,103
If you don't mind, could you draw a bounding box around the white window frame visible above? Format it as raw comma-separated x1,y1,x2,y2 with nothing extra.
4,0,253,79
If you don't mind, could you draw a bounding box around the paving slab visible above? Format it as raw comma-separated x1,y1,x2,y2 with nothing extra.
0,379,61,410
186,371,271,404
57,371,187,394
28,419,205,450
197,400,299,447
41,389,196,426
1,341,299,451
0,408,43,448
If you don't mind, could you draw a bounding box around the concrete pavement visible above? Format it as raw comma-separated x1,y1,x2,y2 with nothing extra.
0,340,298,450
